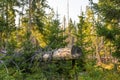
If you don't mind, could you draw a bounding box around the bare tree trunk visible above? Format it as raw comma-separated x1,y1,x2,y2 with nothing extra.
41,47,82,62
28,0,32,32
95,36,102,65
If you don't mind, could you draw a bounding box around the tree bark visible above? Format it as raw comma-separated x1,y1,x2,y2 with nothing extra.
41,46,82,62
0,46,82,62
95,36,102,65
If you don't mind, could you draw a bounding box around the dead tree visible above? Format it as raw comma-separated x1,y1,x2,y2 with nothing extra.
41,45,82,62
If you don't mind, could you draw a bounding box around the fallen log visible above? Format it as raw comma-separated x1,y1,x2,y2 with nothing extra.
41,45,82,62
0,46,82,62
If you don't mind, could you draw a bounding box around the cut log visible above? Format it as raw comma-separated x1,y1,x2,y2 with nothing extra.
41,46,82,61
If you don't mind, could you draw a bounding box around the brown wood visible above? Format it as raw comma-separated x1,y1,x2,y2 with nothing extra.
0,46,82,62
41,46,82,62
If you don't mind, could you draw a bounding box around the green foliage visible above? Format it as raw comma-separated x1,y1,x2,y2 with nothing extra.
75,13,85,47
96,24,114,40
78,61,120,80
93,0,120,22
44,19,67,49
91,0,120,58
0,0,120,79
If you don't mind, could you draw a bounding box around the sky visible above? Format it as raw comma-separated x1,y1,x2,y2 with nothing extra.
48,0,98,23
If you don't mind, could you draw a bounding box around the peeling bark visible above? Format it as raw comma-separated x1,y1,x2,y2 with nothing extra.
41,46,82,62
0,46,82,62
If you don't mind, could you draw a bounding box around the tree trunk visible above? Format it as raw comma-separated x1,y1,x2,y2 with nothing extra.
41,46,82,62
0,46,82,62
95,36,102,65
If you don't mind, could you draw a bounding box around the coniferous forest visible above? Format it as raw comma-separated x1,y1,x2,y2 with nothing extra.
0,0,120,80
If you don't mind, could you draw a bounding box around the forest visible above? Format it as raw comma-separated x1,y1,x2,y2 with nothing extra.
0,0,120,80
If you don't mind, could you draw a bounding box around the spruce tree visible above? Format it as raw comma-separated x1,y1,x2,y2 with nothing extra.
92,0,120,59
